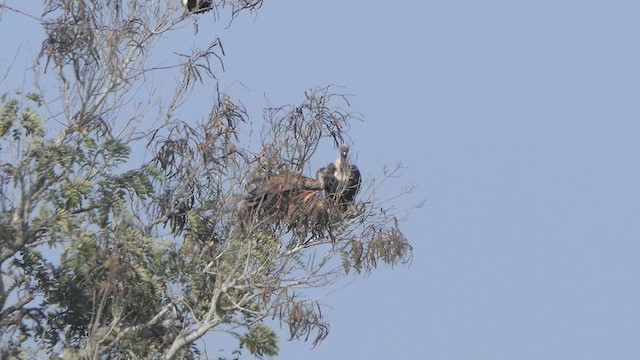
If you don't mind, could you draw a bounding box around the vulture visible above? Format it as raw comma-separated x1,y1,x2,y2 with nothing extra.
182,0,213,13
332,144,362,207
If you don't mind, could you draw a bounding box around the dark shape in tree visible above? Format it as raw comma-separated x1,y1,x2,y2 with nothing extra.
316,164,337,194
182,0,213,13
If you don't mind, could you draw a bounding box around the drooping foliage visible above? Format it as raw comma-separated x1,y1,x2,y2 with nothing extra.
0,1,415,359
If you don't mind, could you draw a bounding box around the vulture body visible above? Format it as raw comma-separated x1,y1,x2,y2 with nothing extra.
332,144,362,208
182,0,213,13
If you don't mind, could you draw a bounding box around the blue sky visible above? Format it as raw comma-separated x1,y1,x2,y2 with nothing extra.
213,2,640,358
216,2,640,359
3,1,640,359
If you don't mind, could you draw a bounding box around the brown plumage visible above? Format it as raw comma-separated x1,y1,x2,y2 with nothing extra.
239,170,328,235
244,171,322,208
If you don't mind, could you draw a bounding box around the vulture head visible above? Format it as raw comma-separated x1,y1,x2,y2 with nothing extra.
335,144,349,178
183,0,213,13
339,143,349,157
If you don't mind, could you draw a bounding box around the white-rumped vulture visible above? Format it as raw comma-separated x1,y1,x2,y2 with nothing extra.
332,144,362,207
182,0,213,13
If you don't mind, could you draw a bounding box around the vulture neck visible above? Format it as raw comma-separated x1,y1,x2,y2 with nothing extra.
334,155,350,182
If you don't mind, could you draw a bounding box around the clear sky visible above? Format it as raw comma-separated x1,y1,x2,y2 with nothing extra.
3,1,640,359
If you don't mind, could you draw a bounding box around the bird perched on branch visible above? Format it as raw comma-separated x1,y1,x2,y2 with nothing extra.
182,0,213,13
332,144,362,208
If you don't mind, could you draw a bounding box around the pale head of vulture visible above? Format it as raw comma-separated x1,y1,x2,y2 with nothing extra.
183,0,213,13
334,144,350,181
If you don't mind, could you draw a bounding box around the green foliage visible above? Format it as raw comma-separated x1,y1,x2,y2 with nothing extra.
103,139,132,166
0,91,44,139
0,90,174,357
0,98,18,137
60,177,92,210
240,324,279,358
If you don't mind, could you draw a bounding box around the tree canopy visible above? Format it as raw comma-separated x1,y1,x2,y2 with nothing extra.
0,1,415,358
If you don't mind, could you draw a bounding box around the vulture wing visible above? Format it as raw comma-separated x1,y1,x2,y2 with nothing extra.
340,164,361,204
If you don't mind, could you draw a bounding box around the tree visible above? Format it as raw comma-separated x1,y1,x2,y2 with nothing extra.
0,1,415,358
